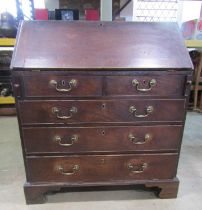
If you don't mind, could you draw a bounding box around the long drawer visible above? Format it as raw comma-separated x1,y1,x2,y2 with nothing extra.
23,125,182,154
19,99,185,125
26,154,178,182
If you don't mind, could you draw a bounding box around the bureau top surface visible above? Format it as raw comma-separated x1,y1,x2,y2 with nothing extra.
11,21,193,70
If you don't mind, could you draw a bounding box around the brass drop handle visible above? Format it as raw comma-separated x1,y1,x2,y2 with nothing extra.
128,133,152,144
129,106,153,118
49,79,77,92
54,134,79,147
57,165,79,176
52,107,77,119
128,163,148,174
132,79,156,92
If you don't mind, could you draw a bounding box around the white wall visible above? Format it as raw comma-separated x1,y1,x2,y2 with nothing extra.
0,0,17,17
101,0,112,21
34,0,45,8
180,1,202,23
45,0,59,10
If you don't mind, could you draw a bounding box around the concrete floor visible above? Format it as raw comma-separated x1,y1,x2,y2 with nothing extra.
0,112,201,210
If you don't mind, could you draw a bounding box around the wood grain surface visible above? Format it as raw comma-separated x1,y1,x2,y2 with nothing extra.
18,99,185,125
22,125,182,154
11,21,193,69
26,154,178,182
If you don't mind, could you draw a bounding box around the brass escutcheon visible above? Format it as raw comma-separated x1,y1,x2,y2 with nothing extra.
54,134,79,146
129,105,153,118
49,79,77,92
128,133,152,144
52,106,77,119
132,79,156,92
128,163,148,173
57,164,79,176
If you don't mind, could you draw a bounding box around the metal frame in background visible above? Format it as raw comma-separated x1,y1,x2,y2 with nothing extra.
16,0,35,21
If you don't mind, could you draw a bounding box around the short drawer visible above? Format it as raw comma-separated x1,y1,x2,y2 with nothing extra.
19,99,185,125
23,125,182,154
26,154,178,182
23,75,102,97
106,75,185,96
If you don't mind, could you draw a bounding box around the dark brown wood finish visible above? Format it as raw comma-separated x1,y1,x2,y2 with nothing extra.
22,125,182,154
23,178,179,204
146,178,179,199
23,75,102,97
26,154,178,182
21,74,186,97
19,99,185,125
106,75,186,96
11,21,192,70
11,21,193,204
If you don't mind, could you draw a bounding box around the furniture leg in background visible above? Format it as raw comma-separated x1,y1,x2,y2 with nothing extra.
193,52,202,112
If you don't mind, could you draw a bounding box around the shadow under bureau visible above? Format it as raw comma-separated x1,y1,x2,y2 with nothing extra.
11,21,193,204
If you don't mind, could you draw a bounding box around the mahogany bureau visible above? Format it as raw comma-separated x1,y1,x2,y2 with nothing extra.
11,21,193,204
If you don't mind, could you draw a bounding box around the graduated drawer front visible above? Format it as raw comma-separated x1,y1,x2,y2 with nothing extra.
106,75,185,96
23,75,102,97
19,99,185,125
22,125,182,154
26,154,178,182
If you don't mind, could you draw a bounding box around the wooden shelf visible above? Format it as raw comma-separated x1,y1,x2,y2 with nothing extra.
0,39,202,49
0,39,15,106
0,38,16,46
1,38,201,49
0,107,16,116
185,40,202,48
0,96,15,104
